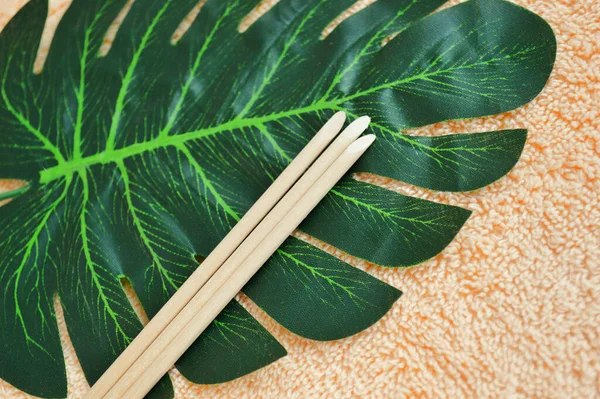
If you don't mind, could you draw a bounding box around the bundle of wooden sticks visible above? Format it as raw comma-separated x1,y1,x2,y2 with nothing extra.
86,112,374,399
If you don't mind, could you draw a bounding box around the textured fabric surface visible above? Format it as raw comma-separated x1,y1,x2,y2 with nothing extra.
0,0,598,398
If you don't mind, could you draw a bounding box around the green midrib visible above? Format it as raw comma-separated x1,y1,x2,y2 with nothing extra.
38,98,339,184
37,52,513,184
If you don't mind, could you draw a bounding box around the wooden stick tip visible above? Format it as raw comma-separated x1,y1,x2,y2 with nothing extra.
348,134,376,153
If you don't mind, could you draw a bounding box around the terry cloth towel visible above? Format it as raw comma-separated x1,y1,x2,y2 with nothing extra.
0,0,598,398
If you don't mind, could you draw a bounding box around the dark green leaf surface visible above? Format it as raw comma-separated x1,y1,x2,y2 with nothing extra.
175,300,287,384
0,182,66,398
341,0,556,131
300,179,472,267
244,237,402,340
355,127,529,192
0,0,555,397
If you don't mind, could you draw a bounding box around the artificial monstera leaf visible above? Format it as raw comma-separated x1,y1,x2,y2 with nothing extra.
0,0,555,397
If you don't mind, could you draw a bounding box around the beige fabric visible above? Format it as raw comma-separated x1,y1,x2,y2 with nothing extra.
0,0,598,398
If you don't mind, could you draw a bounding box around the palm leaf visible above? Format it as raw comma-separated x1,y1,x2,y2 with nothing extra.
0,0,555,397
